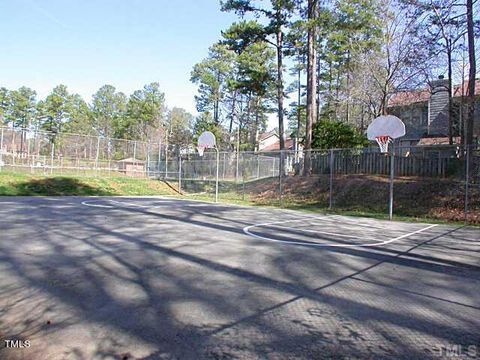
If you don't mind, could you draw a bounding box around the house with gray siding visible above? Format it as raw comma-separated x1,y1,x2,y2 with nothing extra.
387,77,479,147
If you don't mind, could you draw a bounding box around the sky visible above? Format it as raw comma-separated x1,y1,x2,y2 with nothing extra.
0,0,239,118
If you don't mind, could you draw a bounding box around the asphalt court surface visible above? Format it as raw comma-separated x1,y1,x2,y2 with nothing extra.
0,196,479,359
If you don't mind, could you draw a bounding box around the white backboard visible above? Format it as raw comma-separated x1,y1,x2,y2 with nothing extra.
367,115,406,140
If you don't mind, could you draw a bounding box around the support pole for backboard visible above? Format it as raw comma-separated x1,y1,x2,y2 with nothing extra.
329,149,334,209
389,143,395,220
215,148,219,203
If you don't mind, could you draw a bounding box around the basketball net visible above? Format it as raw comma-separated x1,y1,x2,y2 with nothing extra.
197,145,206,157
375,136,392,153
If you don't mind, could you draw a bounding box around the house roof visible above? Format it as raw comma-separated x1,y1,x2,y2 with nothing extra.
258,129,278,141
261,138,295,151
417,137,462,146
388,79,480,108
452,79,480,97
388,90,430,107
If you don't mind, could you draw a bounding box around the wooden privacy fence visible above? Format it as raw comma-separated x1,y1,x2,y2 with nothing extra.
310,151,466,178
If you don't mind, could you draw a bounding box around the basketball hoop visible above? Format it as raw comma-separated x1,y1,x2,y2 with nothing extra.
197,131,219,202
375,136,392,153
367,115,405,153
197,131,216,156
197,145,206,157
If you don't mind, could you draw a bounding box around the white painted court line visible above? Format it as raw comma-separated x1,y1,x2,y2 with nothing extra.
109,200,152,208
82,199,166,209
243,217,437,248
265,224,380,241
81,200,114,208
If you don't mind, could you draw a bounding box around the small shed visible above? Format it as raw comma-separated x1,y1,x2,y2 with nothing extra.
117,158,146,177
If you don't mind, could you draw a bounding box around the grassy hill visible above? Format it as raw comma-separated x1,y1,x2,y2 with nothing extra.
0,172,179,196
241,175,479,224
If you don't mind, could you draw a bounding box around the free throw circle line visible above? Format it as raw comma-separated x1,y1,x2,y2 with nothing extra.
243,218,437,248
81,200,114,208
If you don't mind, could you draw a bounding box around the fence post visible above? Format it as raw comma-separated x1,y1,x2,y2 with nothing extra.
157,138,162,179
132,140,137,176
50,142,55,174
215,148,219,203
235,147,239,182
12,130,16,165
257,155,260,178
242,152,246,201
95,136,101,174
165,144,168,179
178,156,182,193
222,152,226,180
464,145,470,223
389,143,395,220
279,151,284,207
329,149,334,209
146,143,150,178
0,127,3,172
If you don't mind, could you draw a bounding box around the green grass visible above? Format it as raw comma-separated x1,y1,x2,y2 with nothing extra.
0,171,476,226
0,171,179,196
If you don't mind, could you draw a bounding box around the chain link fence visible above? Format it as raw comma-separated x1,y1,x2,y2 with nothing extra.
174,145,479,224
0,126,478,223
0,127,163,177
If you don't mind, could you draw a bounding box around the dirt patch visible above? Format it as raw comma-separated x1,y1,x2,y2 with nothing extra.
246,175,479,224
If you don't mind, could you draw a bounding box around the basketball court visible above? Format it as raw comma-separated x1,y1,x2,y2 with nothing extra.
0,196,479,359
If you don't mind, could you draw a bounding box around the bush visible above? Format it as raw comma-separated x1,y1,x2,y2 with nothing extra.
312,120,368,150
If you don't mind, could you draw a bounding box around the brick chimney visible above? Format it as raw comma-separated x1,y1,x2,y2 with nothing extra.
428,75,449,136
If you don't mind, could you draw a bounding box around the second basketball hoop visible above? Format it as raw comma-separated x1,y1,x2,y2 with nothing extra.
367,115,405,153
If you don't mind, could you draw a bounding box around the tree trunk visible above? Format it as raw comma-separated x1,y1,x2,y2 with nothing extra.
296,65,302,151
276,30,285,152
447,48,453,145
346,50,351,124
228,89,237,134
276,26,286,179
466,0,476,146
304,0,318,176
254,97,261,151
316,49,321,123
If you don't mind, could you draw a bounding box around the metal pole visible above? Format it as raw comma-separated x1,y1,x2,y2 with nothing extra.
12,130,16,165
50,142,55,175
389,142,395,220
464,145,470,223
158,138,162,179
215,148,219,203
222,152,226,180
165,144,168,179
257,155,260,178
146,143,150,178
279,151,284,207
236,127,240,182
178,156,182,193
329,149,334,209
0,127,3,172
242,152,246,201
132,141,136,176
95,137,101,173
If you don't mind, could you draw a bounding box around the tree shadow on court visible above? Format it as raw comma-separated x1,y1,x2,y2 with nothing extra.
3,177,115,196
0,200,479,359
